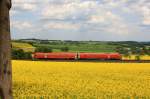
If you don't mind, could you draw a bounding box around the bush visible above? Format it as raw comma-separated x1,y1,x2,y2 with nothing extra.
24,52,32,59
135,55,141,61
12,49,32,59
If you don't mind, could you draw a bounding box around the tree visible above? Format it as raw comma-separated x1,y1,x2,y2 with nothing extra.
148,48,150,55
142,47,150,55
24,52,32,59
132,47,142,60
116,47,131,59
11,49,32,60
61,47,69,52
12,49,25,59
35,46,52,53
0,0,12,98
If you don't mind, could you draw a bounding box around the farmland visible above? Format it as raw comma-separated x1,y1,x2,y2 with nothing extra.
13,60,150,99
12,40,150,53
12,40,117,53
12,42,35,52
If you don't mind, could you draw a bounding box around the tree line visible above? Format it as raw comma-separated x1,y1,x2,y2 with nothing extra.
116,47,150,60
12,46,69,59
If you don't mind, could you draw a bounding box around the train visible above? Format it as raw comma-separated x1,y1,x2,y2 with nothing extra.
32,52,122,60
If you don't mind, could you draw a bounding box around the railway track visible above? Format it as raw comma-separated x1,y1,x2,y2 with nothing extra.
32,59,150,63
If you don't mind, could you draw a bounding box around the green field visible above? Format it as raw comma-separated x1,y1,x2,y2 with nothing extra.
34,43,116,53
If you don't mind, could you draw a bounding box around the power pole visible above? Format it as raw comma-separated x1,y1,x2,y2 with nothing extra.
0,0,12,99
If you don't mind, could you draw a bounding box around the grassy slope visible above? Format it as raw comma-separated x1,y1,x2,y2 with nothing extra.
12,42,35,52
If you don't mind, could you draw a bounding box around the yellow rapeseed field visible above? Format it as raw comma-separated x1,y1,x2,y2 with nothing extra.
123,55,150,60
12,60,150,99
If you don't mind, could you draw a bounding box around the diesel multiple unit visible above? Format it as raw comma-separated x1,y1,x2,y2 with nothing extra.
33,52,122,60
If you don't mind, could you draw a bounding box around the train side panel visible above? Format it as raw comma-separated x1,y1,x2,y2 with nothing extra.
109,53,122,60
47,53,76,59
79,53,122,60
79,53,109,60
33,53,45,59
33,52,76,59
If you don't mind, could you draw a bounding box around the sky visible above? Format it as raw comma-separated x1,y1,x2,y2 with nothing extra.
10,0,150,41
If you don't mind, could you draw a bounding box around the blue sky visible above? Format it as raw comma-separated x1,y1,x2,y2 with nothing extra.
10,0,150,41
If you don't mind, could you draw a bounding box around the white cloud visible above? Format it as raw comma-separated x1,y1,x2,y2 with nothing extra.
41,1,97,20
10,10,18,16
104,0,128,7
21,3,37,11
88,15,105,23
87,10,130,35
44,22,80,30
106,22,129,35
89,18,130,35
129,0,150,25
142,6,150,25
88,11,121,23
12,0,38,11
11,21,33,30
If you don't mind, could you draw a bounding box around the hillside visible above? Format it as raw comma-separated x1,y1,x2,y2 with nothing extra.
12,42,35,52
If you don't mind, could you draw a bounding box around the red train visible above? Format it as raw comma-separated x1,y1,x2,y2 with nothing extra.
33,52,122,60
